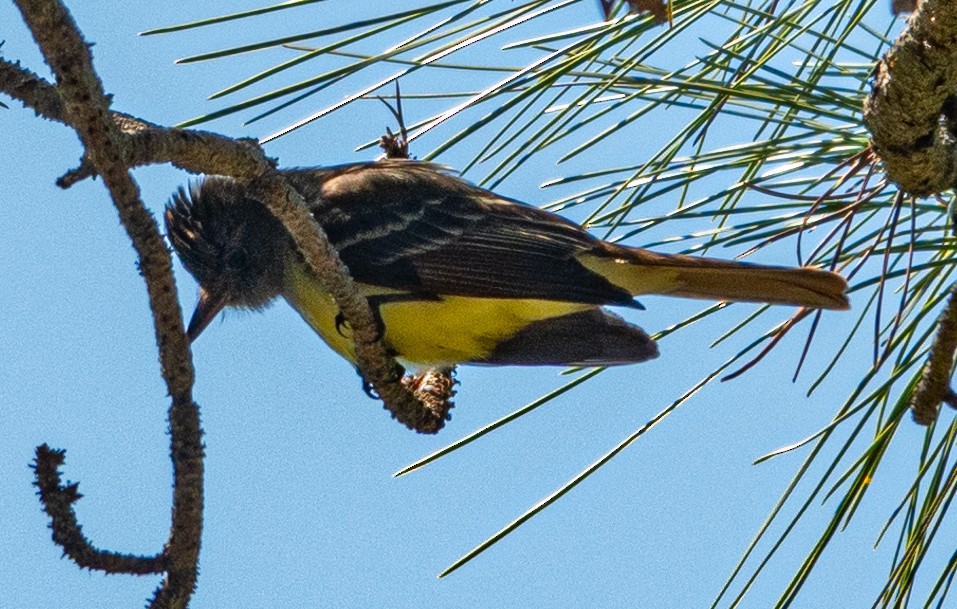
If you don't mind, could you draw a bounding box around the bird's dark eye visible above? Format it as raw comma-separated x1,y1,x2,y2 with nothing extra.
226,249,249,270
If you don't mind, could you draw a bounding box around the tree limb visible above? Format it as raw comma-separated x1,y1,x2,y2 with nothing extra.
12,0,196,400
12,1,203,607
4,3,455,600
2,7,453,432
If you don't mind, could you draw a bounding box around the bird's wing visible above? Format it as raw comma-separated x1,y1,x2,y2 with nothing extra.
282,162,635,306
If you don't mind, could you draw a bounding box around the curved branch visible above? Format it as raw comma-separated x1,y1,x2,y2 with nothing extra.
4,75,452,432
12,1,203,607
4,4,455,604
2,48,453,431
32,445,167,574
3,8,454,434
13,0,195,400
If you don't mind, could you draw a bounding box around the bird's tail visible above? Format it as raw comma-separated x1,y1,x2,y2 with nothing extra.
581,246,849,310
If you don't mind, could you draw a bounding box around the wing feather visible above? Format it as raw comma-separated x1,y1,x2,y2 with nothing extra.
282,162,635,306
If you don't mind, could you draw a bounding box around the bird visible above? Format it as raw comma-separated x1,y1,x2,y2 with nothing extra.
164,160,848,372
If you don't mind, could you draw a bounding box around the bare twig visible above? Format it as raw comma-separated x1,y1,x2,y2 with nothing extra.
32,445,166,574
0,56,65,121
12,1,202,607
378,82,410,159
150,399,204,609
863,0,957,195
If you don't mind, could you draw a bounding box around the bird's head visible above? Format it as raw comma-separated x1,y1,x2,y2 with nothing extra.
165,178,289,342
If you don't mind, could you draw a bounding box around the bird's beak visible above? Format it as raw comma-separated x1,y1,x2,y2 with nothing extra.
187,287,228,342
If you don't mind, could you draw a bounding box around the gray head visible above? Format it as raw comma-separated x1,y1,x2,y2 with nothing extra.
165,178,290,341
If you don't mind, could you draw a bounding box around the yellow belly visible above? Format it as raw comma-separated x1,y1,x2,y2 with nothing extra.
284,264,589,367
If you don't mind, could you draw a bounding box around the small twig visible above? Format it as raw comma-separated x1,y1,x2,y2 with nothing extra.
0,55,65,121
33,445,166,574
910,283,957,425
378,81,410,159
721,308,812,382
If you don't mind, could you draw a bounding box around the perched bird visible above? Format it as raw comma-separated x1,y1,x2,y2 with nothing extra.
165,160,848,370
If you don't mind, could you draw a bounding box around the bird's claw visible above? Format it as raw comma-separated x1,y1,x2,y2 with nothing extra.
335,298,389,342
358,362,406,399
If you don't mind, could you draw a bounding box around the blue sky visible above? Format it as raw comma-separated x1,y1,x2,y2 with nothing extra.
1,2,939,608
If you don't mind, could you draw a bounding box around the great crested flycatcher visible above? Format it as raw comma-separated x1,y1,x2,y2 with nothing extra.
165,160,848,368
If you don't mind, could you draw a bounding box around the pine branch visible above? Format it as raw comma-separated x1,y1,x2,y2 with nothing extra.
11,1,202,606
864,0,957,196
3,0,454,607
1,7,450,434
910,283,957,424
